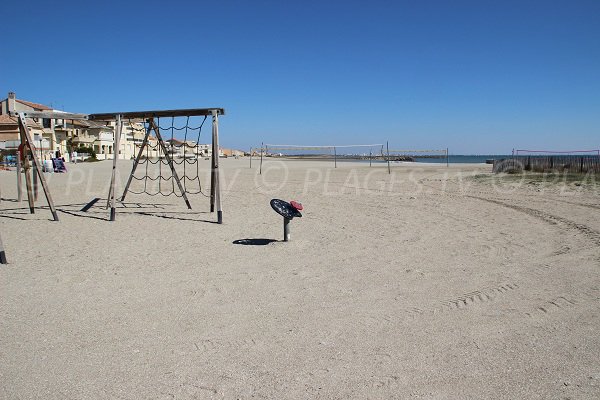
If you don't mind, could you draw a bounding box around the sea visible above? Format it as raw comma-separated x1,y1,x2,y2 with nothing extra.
412,155,510,164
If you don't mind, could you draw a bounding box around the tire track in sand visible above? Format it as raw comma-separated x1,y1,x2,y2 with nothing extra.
467,195,600,318
466,196,600,247
407,283,520,317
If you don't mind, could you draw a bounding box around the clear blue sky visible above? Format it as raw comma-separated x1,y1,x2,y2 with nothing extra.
2,0,599,154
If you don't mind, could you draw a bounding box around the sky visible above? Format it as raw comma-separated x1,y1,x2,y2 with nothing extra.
1,0,599,154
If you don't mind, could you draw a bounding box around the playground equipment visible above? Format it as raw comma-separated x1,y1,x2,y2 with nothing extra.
270,199,303,242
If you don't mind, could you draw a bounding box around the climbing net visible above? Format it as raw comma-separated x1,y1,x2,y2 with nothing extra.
126,116,210,197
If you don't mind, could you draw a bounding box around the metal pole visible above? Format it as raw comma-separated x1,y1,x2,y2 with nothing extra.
386,141,391,174
334,146,337,168
259,142,264,175
16,150,22,202
249,148,252,168
446,147,449,168
369,150,372,167
283,217,291,242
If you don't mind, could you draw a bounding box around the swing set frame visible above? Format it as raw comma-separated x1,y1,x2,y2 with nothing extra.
9,107,225,224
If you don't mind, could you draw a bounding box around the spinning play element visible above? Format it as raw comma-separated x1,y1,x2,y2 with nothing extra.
270,199,303,242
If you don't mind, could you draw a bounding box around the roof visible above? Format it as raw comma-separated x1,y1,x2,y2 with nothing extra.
15,99,51,110
0,114,17,125
0,114,42,128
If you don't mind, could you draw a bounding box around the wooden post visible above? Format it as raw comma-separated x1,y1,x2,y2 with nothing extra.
21,136,35,214
0,230,7,264
386,141,391,174
211,110,223,224
334,146,337,168
33,166,39,201
210,150,216,212
259,142,264,175
16,150,22,202
17,113,59,221
121,120,151,201
108,115,122,221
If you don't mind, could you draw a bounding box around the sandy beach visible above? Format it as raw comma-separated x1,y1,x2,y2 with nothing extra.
1,158,599,399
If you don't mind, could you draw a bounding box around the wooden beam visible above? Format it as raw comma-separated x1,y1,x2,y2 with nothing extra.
89,108,225,120
10,111,88,120
17,113,59,221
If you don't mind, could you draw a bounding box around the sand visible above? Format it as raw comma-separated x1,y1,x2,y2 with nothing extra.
1,158,599,399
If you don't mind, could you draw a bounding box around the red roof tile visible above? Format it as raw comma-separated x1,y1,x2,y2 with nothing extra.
0,114,17,125
15,99,51,110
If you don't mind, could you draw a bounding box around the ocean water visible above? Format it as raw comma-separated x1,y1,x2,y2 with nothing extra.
413,155,510,164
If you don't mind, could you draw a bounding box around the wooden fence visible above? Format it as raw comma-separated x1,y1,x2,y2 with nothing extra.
493,155,600,173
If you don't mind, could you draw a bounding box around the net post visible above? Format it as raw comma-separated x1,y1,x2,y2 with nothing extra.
446,147,449,167
386,141,391,174
259,142,264,175
211,110,223,224
109,114,122,221
16,150,22,202
369,149,372,167
334,146,337,168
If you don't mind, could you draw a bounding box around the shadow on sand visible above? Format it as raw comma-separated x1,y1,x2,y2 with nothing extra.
232,238,278,246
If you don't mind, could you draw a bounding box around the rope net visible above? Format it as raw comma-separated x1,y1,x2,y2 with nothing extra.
126,116,210,197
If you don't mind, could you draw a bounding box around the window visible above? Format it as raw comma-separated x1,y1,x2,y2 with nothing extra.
43,118,51,128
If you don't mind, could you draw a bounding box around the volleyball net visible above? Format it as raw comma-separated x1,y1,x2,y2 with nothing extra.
251,143,384,171
264,143,384,159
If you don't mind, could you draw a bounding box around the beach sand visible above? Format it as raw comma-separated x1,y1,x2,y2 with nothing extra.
1,158,599,399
